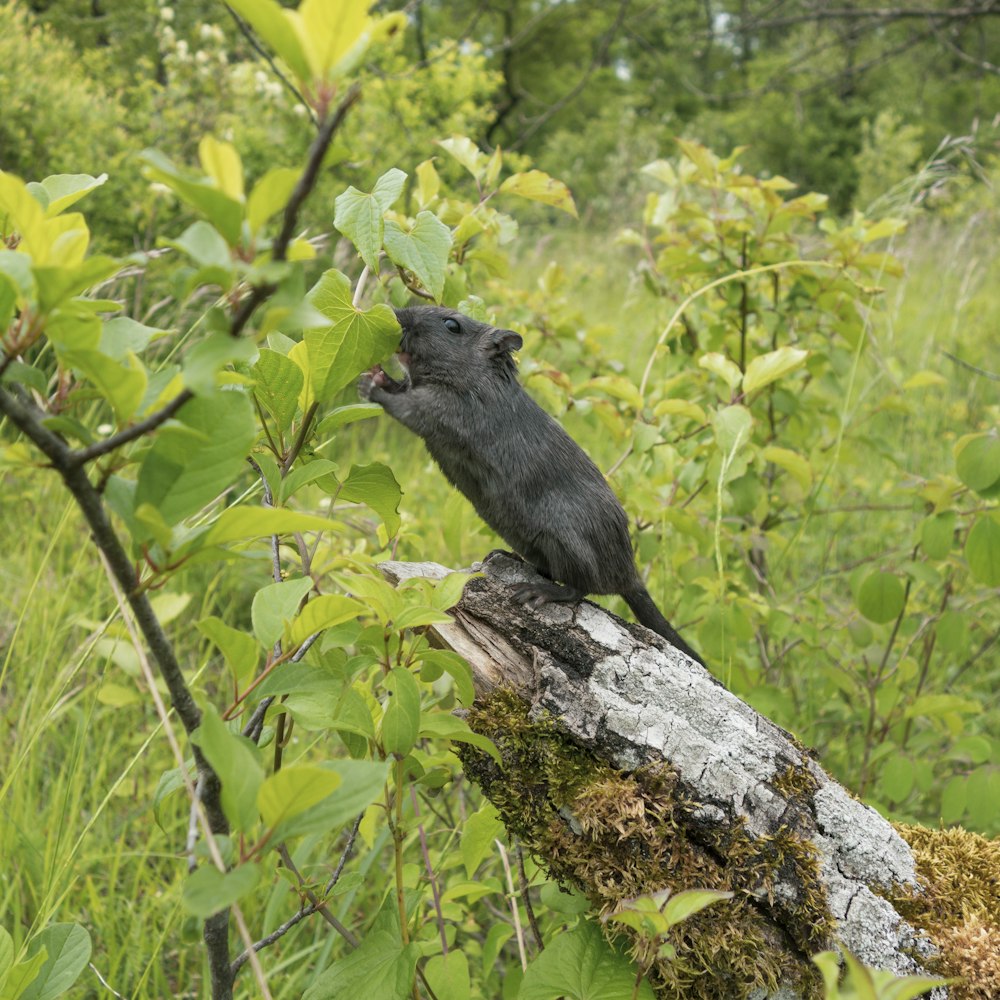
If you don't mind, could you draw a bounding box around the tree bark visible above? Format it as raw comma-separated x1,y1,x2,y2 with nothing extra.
381,553,952,999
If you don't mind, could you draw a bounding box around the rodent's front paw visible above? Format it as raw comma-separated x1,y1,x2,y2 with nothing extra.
358,368,388,401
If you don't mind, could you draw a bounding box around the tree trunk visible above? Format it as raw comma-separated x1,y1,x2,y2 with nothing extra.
380,553,992,999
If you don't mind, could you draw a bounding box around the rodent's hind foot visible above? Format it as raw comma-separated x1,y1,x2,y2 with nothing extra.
510,581,582,612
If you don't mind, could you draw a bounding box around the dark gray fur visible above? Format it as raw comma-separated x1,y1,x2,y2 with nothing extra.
359,305,703,665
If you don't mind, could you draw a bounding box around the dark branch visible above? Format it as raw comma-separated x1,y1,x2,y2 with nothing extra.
273,86,362,262
0,382,234,997
229,86,363,338
69,388,194,467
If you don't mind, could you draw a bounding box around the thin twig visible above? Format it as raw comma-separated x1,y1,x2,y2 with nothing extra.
515,845,543,952
942,349,1000,381
68,389,193,467
410,786,449,956
324,814,364,896
247,456,283,583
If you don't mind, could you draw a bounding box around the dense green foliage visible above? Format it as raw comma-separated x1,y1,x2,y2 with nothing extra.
1,1,998,998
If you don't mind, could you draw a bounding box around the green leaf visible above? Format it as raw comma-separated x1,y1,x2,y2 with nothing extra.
35,257,120,313
0,949,48,1000
205,507,340,546
279,458,339,503
100,317,167,360
517,920,653,1000
0,927,12,982
381,667,421,757
304,269,400,402
904,694,981,720
182,863,261,919
540,883,591,915
762,445,813,490
251,577,313,649
218,0,312,81
0,271,17,331
879,756,914,803
134,390,256,527
966,514,1000,586
436,136,486,179
258,765,342,830
302,930,418,1000
0,249,36,302
28,173,107,217
315,402,383,437
247,167,299,235
499,170,578,218
333,168,407,271
424,952,471,1000
698,352,743,390
940,775,966,825
287,593,366,647
393,605,454,630
461,801,503,878
17,924,91,1000
338,461,402,536
199,136,244,202
59,349,147,422
183,331,255,394
193,703,264,833
165,221,234,273
419,649,475,707
419,712,501,764
661,889,734,927
956,433,1000,494
140,149,243,246
271,759,390,840
712,405,753,455
252,348,304,433
383,211,452,302
920,512,955,560
857,572,905,624
197,616,258,691
742,346,809,395
935,610,969,655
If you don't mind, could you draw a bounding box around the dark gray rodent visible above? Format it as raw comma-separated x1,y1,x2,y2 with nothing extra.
359,305,703,665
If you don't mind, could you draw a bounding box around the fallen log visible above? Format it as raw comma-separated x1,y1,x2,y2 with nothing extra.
382,553,999,1000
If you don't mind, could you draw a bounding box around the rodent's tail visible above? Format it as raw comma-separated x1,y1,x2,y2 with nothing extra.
624,587,704,666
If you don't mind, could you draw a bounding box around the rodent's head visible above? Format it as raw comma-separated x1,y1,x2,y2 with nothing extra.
393,306,523,389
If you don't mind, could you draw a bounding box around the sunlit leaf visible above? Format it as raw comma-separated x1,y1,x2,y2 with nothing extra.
500,170,577,218
383,210,452,301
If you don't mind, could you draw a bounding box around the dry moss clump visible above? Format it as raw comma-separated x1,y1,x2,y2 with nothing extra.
891,823,1000,999
459,689,833,1000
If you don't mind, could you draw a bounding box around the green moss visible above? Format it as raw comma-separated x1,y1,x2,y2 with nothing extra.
772,761,821,802
459,689,835,1000
889,824,1000,999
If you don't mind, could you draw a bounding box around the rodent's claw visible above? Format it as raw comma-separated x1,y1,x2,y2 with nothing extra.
357,370,383,401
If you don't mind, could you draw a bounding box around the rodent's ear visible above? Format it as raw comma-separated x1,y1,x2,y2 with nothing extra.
487,327,523,356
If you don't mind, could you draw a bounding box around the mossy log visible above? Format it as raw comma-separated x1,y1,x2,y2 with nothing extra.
382,554,998,1000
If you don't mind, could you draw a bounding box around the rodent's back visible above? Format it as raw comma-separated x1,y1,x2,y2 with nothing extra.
424,378,640,597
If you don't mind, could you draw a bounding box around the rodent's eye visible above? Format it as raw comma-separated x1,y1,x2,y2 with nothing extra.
443,317,461,335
